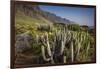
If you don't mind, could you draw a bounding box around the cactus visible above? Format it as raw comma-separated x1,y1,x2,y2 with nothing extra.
31,25,94,63
63,56,67,63
40,32,54,64
71,40,74,62
39,28,74,63
41,45,51,61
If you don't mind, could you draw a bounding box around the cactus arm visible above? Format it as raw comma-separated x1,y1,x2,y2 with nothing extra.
46,33,52,57
46,33,54,64
41,45,51,61
63,56,67,63
61,41,65,55
71,40,74,62
76,42,81,58
76,32,82,58
60,29,67,55
86,41,90,55
41,33,54,63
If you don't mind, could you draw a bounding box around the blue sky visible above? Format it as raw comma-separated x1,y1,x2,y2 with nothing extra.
39,5,95,26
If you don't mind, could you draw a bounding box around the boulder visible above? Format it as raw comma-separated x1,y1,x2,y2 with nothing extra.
15,33,33,53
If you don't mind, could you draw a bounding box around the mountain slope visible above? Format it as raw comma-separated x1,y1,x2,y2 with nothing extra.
15,3,74,25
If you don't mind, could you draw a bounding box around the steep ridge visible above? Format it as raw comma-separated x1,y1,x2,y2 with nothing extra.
15,3,75,24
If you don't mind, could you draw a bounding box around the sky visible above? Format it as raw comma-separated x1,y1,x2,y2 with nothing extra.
39,5,95,26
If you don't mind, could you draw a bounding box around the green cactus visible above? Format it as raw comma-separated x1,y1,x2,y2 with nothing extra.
41,45,51,61
40,32,54,64
30,25,94,64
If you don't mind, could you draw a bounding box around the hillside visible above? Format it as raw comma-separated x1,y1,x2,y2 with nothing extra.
15,3,74,25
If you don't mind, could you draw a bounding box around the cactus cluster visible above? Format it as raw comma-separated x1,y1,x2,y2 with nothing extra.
30,25,94,64
16,23,95,64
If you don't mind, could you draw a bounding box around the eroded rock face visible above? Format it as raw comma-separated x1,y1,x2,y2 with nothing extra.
15,34,33,53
